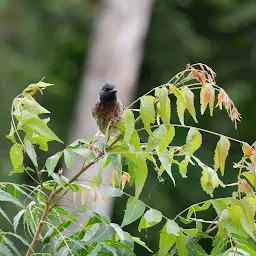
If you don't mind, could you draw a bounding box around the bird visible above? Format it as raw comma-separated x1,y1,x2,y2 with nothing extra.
92,83,124,139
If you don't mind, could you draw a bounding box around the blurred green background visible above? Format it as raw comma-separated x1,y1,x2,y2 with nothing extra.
0,0,256,254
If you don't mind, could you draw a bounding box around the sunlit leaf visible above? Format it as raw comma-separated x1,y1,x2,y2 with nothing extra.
138,208,162,231
140,96,156,137
185,128,202,156
159,87,171,125
121,198,145,227
169,85,186,105
23,118,63,143
10,144,24,172
214,136,230,176
134,153,148,198
159,220,177,255
158,125,175,153
184,87,197,123
6,124,16,143
23,98,50,115
146,125,167,152
123,109,134,145
132,237,153,253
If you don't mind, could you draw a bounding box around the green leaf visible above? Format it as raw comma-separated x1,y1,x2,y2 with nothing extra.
134,153,148,198
132,237,153,253
214,136,230,176
88,243,101,256
97,155,109,185
106,186,123,197
159,220,177,255
0,243,12,256
158,125,175,153
159,87,171,125
69,184,80,192
184,87,197,123
23,118,63,143
23,98,50,115
157,149,175,185
129,130,141,150
185,128,202,156
166,219,181,236
2,237,21,256
10,144,23,170
73,147,95,160
13,209,26,233
186,201,211,220
7,185,20,199
138,208,162,231
0,190,24,208
30,134,50,151
24,139,38,167
0,207,13,227
6,124,16,143
176,232,188,256
88,224,115,243
169,85,186,105
36,81,54,88
177,97,186,126
64,148,74,171
140,96,156,137
178,158,189,178
146,125,167,152
121,198,145,227
211,199,231,216
123,109,135,144
200,167,224,197
46,151,63,173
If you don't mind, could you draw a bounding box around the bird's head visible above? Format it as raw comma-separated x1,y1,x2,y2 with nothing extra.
99,83,118,105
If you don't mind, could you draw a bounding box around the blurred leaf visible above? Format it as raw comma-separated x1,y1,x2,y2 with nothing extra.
140,96,156,137
187,201,211,220
64,148,74,171
6,124,16,143
214,136,230,176
106,186,123,197
0,190,24,208
121,198,145,227
2,237,21,256
0,244,12,256
138,208,162,231
0,207,12,227
7,185,20,199
13,209,26,233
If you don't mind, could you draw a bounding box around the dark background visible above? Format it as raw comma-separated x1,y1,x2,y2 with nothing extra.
0,0,255,254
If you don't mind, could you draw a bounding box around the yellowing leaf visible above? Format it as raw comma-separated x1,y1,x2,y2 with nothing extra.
169,85,186,105
121,172,130,190
185,128,202,156
140,96,155,137
200,83,215,116
177,97,186,126
242,143,253,157
214,136,230,176
159,87,171,125
184,87,197,123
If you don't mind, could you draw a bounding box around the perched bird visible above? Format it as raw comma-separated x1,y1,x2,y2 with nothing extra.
92,83,124,138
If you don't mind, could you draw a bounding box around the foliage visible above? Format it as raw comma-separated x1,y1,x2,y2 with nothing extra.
1,64,256,255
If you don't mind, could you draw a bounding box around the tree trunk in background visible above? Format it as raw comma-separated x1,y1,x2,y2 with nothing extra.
66,0,153,216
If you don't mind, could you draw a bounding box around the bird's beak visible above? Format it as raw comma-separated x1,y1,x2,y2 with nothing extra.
109,88,117,93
